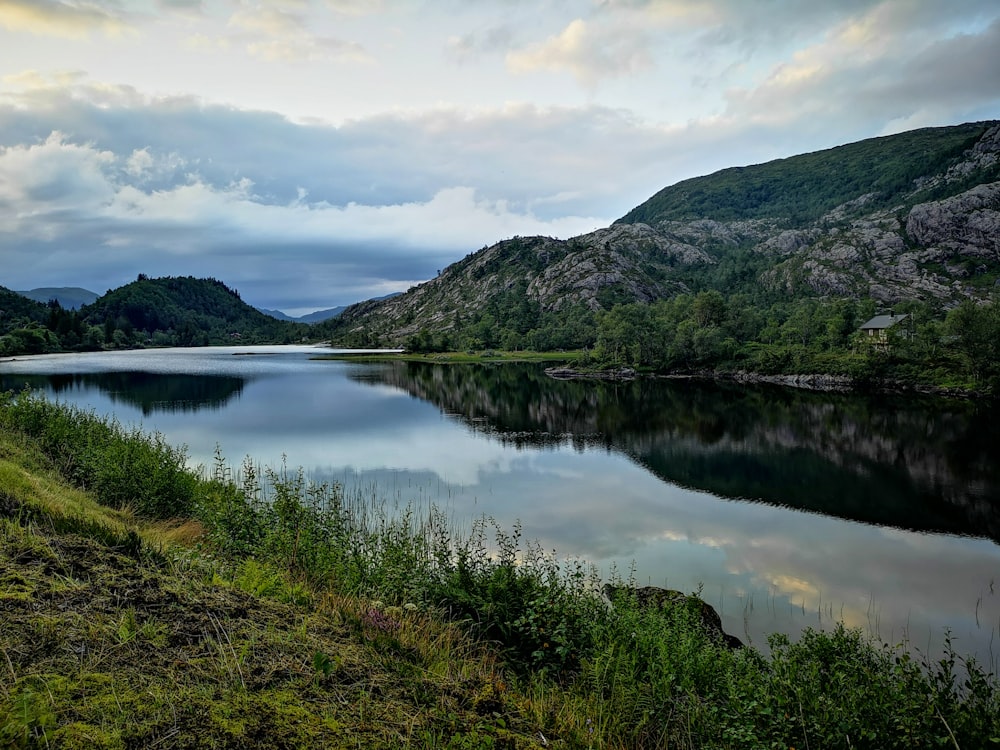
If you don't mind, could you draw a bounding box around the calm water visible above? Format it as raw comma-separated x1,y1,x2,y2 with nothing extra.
2,345,999,667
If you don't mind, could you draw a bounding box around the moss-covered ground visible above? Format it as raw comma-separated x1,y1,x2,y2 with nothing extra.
0,436,550,749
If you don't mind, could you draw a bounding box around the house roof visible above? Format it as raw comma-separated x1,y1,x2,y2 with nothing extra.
859,314,908,330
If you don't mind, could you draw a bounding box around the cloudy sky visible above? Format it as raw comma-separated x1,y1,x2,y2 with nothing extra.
1,1,999,314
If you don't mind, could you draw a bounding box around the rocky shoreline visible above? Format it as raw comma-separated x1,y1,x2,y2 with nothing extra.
545,365,983,399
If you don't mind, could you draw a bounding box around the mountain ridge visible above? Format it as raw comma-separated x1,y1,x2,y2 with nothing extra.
16,287,100,310
326,120,1000,349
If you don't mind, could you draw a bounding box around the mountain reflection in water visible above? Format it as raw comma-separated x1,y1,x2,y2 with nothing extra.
0,371,246,416
2,348,997,667
353,361,1000,543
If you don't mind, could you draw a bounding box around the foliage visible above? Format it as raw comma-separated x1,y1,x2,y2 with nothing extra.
80,275,309,348
0,276,315,356
0,389,197,518
587,291,1000,395
2,394,999,749
945,297,1000,387
618,121,996,226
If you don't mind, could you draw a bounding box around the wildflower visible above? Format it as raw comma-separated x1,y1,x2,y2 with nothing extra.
363,607,400,633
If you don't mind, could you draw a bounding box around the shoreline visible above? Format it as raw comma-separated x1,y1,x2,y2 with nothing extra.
545,365,987,399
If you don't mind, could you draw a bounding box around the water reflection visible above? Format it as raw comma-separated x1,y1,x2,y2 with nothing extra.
357,361,1000,543
1,348,997,667
0,371,245,415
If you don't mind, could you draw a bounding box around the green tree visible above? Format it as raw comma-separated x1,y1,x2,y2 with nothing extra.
945,298,1000,384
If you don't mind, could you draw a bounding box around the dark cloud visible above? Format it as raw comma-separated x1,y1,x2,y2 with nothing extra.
0,92,635,309
873,17,1000,110
0,86,663,218
721,10,1000,139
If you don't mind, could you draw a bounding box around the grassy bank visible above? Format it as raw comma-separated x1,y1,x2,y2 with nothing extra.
1,390,998,749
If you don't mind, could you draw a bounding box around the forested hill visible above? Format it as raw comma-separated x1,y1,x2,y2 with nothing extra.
80,276,308,347
0,276,311,355
0,286,49,323
326,120,1000,358
617,121,995,226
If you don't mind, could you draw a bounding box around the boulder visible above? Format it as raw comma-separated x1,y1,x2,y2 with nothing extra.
602,584,743,649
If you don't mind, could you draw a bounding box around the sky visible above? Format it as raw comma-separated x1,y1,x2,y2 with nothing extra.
1,1,999,315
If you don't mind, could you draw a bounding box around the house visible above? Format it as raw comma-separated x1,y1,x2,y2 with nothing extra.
858,313,909,345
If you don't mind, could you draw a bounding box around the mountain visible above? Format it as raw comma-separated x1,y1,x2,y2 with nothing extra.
328,121,1000,349
297,306,349,324
80,276,310,347
261,294,402,325
257,307,298,322
17,287,99,310
258,306,347,323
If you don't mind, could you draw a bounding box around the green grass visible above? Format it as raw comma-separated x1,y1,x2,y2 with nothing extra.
1,390,998,748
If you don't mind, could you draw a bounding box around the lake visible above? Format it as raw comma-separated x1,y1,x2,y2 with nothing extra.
2,345,999,669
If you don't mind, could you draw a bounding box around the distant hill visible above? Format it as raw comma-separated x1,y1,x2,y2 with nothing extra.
328,121,1000,349
261,294,402,325
1,277,320,356
257,308,297,322
258,306,347,323
17,287,99,310
297,306,349,324
80,276,310,347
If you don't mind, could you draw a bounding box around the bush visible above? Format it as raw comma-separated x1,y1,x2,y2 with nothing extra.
0,389,197,517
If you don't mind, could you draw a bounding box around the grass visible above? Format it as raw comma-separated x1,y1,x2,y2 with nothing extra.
1,389,999,749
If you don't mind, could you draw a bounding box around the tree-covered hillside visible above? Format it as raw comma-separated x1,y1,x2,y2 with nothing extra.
80,275,309,347
0,286,67,355
327,121,1000,358
0,276,313,356
617,121,997,226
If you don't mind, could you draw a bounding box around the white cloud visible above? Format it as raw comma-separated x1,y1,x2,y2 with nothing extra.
0,123,609,307
0,132,116,232
227,4,372,64
0,0,134,38
507,18,653,86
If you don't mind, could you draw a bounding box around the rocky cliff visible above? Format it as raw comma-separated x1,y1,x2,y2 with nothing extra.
332,121,1000,345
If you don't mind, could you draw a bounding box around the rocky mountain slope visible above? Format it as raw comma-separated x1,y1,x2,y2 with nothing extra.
331,121,1000,346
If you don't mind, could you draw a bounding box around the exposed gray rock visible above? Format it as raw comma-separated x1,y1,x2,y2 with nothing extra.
906,182,1000,260
729,371,853,392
